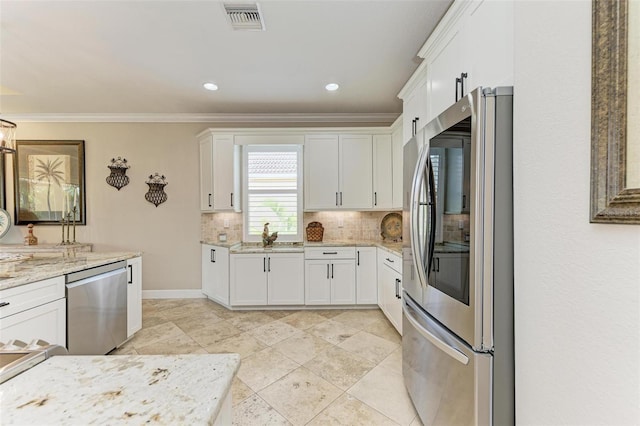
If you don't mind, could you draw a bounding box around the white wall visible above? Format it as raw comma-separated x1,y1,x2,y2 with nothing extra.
2,122,207,293
514,1,640,424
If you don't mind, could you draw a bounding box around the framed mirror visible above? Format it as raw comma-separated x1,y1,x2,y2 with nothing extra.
13,140,86,225
591,0,640,224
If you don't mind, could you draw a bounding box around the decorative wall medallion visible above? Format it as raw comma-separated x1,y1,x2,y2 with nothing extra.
145,173,168,207
106,157,130,190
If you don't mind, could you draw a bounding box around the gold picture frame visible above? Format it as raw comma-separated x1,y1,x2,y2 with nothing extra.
13,140,86,225
590,0,640,223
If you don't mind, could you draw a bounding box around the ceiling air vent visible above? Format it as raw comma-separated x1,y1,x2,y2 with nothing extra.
224,3,265,31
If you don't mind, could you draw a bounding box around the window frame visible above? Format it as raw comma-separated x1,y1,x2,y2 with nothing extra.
242,144,304,243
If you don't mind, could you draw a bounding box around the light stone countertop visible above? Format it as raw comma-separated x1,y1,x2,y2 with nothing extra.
201,240,404,255
0,354,240,425
0,251,141,291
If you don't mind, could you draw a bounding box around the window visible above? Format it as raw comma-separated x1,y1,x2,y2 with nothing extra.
243,145,303,242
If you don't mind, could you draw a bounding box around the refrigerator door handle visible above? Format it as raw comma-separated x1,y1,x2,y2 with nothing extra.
410,138,431,289
403,300,469,365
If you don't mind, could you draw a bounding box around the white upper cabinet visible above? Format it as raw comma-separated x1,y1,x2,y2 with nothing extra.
391,123,404,209
198,132,241,212
461,0,514,92
401,74,428,144
373,135,393,210
340,135,373,209
401,0,515,124
304,135,340,210
304,134,373,210
426,25,464,121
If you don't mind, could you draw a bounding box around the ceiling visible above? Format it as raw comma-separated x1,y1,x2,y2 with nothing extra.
0,0,451,121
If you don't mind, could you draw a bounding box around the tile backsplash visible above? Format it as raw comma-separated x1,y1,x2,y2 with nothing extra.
442,214,470,243
201,211,401,243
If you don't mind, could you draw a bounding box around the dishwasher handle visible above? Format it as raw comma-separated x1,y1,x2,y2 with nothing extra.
66,261,127,283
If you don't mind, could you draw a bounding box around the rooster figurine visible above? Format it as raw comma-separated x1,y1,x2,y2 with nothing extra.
262,223,278,247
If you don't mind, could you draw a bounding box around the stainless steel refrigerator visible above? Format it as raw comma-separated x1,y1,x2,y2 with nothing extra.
402,87,514,425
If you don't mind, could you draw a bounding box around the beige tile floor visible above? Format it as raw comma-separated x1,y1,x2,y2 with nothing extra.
114,298,423,426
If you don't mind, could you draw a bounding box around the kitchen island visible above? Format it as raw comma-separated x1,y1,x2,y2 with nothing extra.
0,353,240,425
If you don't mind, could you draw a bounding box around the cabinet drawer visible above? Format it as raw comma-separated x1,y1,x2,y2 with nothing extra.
380,251,402,274
305,247,356,260
0,276,65,319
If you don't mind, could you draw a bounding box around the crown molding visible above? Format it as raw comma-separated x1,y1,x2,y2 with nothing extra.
3,112,399,124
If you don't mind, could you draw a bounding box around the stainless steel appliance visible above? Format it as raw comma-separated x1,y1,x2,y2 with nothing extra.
402,87,513,425
66,261,127,355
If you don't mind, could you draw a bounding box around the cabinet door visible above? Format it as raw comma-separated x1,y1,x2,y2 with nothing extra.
305,260,331,305
426,26,463,121
126,256,143,337
202,245,216,299
461,0,514,90
356,248,377,305
213,135,236,211
0,298,66,347
402,78,428,144
305,135,340,210
373,135,393,209
203,245,230,305
330,260,356,305
199,136,214,211
379,263,402,333
392,125,404,209
267,253,304,305
339,135,373,209
230,254,267,306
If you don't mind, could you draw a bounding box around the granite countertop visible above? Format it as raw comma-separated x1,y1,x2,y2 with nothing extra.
200,240,403,255
0,251,141,291
0,354,240,425
433,242,470,254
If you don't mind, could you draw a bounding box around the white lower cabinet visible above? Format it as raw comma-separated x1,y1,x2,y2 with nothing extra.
304,247,356,305
202,245,230,306
377,250,403,335
356,247,377,304
0,276,66,346
230,253,304,306
126,256,143,338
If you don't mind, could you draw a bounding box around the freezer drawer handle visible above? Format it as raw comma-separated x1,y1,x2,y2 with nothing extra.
403,302,469,365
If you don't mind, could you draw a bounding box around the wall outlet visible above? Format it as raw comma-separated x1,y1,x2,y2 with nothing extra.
224,219,230,228
458,220,465,230
338,218,344,228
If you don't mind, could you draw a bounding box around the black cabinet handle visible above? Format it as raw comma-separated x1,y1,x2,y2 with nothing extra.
128,265,133,284
460,72,468,97
210,249,216,263
0,301,10,308
374,192,377,206
327,264,330,279
462,194,466,209
340,192,343,206
396,279,402,299
263,257,266,272
414,117,419,135
331,263,334,279
336,192,339,206
208,193,212,207
268,257,271,272
230,193,234,207
357,251,360,266
323,251,338,255
395,278,399,298
455,77,462,102
386,258,394,263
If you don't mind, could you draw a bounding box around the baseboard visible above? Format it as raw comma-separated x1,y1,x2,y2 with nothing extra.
142,289,206,299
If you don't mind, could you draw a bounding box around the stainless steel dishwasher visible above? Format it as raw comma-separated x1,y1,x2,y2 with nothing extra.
66,261,127,355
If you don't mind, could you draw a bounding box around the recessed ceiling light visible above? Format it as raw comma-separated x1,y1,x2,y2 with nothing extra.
203,82,219,91
325,83,339,91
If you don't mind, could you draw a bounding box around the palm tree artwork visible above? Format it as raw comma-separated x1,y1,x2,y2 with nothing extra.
33,157,65,219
